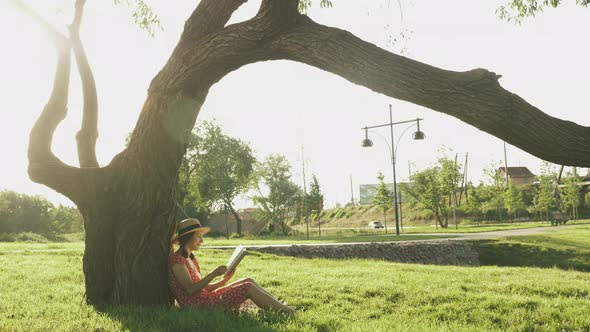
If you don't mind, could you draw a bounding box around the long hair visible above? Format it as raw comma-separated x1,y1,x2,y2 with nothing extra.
177,232,195,259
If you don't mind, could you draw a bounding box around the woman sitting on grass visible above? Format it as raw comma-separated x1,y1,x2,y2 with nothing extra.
168,218,295,314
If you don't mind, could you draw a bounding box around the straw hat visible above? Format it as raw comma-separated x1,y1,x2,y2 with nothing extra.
172,218,210,244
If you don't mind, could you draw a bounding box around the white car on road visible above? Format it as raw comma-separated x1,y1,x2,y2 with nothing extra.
368,221,385,229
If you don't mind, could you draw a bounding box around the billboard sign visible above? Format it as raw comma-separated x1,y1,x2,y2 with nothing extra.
359,183,415,205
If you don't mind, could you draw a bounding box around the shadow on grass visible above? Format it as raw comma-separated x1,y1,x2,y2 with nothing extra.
472,239,590,272
101,305,289,332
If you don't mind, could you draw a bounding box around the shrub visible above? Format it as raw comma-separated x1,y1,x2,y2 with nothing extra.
207,230,226,238
0,233,16,242
60,232,85,242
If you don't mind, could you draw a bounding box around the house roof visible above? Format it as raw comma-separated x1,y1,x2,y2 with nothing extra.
498,167,535,178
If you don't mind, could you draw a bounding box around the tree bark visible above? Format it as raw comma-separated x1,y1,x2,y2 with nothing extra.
27,0,590,306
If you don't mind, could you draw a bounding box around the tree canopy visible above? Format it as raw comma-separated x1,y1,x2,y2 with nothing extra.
497,0,590,23
252,154,301,234
177,120,256,235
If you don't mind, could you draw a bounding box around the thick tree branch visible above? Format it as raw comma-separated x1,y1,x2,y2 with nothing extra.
70,0,99,168
140,0,589,172
21,1,85,200
270,17,590,166
258,0,300,25
150,0,302,96
182,0,249,43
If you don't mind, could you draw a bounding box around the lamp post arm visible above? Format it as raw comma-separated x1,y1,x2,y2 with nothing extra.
368,130,393,161
394,123,417,160
361,118,423,130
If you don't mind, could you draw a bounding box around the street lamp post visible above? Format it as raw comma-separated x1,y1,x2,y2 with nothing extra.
361,104,425,236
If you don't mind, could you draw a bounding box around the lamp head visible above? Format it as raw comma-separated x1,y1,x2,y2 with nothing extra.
413,119,425,140
412,130,425,140
361,138,374,147
361,128,373,147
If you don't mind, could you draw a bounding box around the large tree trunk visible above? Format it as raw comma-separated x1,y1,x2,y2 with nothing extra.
27,0,590,306
75,95,189,304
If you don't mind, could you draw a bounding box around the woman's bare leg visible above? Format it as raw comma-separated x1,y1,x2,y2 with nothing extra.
245,284,295,314
224,278,281,302
219,277,295,313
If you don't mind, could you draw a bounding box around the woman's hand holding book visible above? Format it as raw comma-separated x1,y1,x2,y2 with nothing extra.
211,265,228,277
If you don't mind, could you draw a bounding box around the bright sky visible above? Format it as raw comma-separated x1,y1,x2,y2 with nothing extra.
0,0,588,209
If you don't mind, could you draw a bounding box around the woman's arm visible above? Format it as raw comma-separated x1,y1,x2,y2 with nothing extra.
172,264,227,295
205,270,235,291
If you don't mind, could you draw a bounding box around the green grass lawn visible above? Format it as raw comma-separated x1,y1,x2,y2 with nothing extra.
473,223,590,272
2,225,590,331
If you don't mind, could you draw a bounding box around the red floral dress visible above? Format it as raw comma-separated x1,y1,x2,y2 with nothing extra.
168,250,250,310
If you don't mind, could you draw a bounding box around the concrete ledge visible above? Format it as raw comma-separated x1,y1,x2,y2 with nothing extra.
248,240,480,266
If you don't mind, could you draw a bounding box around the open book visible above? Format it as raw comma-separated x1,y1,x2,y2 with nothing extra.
225,245,247,276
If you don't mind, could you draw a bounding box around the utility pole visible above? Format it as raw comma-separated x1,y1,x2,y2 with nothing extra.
504,141,509,186
350,174,355,205
301,146,309,240
458,152,468,205
398,182,404,234
453,153,458,229
318,210,322,239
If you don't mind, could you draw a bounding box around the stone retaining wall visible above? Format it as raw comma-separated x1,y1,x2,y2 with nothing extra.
249,240,480,266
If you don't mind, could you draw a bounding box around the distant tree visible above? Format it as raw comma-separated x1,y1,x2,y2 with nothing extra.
372,172,393,232
438,153,463,208
306,175,324,221
437,152,463,227
560,167,582,220
404,151,463,228
504,181,525,221
0,190,81,238
406,167,450,228
464,182,484,223
50,205,85,234
252,155,301,234
187,121,256,236
482,162,506,221
534,162,556,221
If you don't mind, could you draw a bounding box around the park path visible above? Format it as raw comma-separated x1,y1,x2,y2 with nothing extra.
0,224,570,253
418,225,554,240
204,224,568,249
